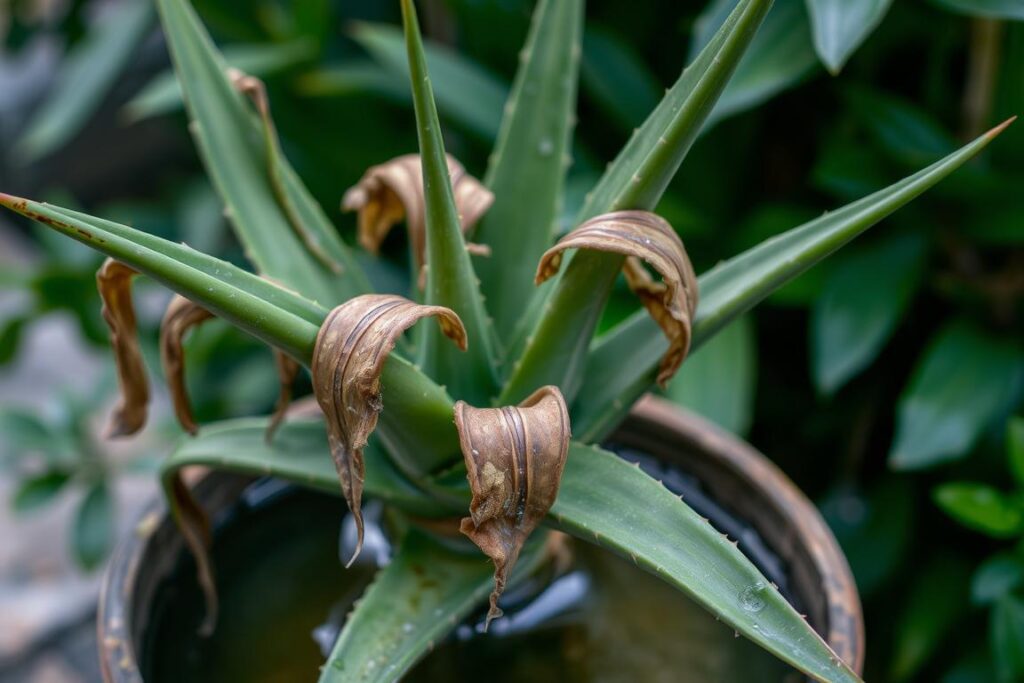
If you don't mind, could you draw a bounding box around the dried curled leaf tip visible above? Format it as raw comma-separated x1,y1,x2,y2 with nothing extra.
456,386,570,628
97,258,149,438
160,295,299,441
342,154,493,284
160,295,214,436
312,295,466,566
537,210,698,386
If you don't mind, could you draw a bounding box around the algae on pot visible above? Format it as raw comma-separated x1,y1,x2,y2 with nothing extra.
1,0,1012,680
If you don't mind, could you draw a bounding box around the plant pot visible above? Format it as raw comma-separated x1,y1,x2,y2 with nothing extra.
98,396,864,682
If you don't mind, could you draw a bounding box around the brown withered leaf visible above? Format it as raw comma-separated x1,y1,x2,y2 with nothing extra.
265,351,300,443
160,295,214,436
455,385,570,628
96,258,149,438
536,210,699,386
311,294,467,566
341,154,493,285
229,68,343,274
160,294,301,441
168,473,218,636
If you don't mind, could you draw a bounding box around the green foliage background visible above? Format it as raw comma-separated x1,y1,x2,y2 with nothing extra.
0,0,1021,680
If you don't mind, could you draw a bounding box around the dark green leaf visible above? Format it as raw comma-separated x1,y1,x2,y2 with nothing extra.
0,316,27,365
889,557,970,681
474,0,583,341
72,481,113,570
664,315,757,435
890,322,1024,469
846,87,958,166
580,27,661,130
14,2,153,162
811,233,925,394
805,0,894,73
934,483,1024,538
693,0,818,127
0,409,55,460
992,595,1024,683
13,471,71,513
972,554,1024,605
1009,417,1024,487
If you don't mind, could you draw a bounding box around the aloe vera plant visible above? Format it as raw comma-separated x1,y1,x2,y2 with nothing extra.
2,0,1014,680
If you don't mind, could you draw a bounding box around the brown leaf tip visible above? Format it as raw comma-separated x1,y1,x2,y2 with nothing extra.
97,258,150,438
311,295,466,566
341,154,494,283
455,385,570,628
536,210,699,386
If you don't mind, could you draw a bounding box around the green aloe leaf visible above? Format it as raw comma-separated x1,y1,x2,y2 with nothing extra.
501,0,771,405
664,315,757,436
319,530,546,682
571,121,1013,443
350,21,508,141
811,232,925,395
402,0,499,403
805,0,894,74
160,418,453,518
0,194,320,360
474,0,584,342
123,40,317,122
890,321,1024,470
14,1,153,162
549,443,862,683
155,0,368,306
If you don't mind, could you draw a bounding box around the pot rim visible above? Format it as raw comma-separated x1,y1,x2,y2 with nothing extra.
98,396,864,681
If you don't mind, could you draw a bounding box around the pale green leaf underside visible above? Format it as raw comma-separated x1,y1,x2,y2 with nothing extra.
319,530,546,683
572,122,1010,443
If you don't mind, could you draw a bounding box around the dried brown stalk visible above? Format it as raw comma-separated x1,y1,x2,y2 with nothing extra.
168,473,218,636
455,385,570,628
341,154,493,286
96,258,149,438
536,210,699,386
311,294,467,566
266,351,300,443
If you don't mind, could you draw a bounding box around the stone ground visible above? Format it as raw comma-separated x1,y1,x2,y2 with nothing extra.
0,223,161,683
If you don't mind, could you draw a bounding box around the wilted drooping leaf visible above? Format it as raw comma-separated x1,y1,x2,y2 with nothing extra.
167,473,218,635
312,294,466,565
536,211,698,386
160,293,300,440
342,154,493,286
455,385,570,627
96,258,149,438
160,295,214,436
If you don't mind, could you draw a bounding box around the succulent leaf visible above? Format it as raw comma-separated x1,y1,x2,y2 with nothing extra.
160,295,215,436
401,0,500,402
96,259,148,438
571,120,1015,443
